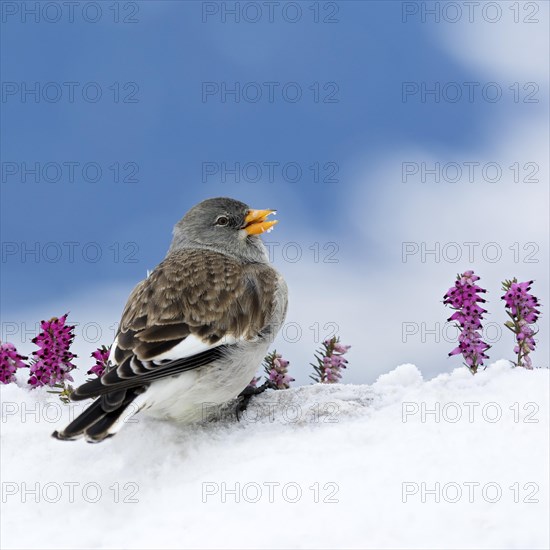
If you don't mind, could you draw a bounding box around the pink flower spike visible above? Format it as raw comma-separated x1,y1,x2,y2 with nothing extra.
444,271,490,374
0,343,27,384
502,278,541,369
87,345,110,378
263,351,293,390
311,336,351,384
28,314,77,388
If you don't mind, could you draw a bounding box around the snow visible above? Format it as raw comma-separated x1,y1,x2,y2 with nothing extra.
1,361,548,550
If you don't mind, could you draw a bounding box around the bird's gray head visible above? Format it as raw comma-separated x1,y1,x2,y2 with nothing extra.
168,197,278,263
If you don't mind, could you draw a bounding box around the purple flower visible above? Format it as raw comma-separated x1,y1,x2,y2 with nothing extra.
87,345,110,378
0,343,27,384
28,314,77,388
332,342,351,354
246,376,260,389
263,351,294,390
311,336,351,383
502,279,541,369
444,271,490,374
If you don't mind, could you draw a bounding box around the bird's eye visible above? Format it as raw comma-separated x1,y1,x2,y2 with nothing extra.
215,215,229,226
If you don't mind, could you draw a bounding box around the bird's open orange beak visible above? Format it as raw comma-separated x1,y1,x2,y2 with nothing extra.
243,209,278,235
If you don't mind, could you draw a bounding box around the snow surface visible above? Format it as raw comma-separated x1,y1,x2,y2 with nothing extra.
1,360,548,550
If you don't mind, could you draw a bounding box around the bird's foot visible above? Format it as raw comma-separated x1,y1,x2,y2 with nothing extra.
236,381,272,421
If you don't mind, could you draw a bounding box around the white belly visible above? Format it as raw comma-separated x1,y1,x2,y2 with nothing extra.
133,341,269,423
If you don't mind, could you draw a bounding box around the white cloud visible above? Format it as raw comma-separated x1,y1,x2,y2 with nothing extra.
434,1,550,84
348,5,549,379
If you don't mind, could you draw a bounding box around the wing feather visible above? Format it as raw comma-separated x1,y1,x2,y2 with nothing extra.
71,249,279,401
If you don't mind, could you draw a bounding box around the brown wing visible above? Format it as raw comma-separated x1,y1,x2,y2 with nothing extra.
115,248,278,362
71,248,279,401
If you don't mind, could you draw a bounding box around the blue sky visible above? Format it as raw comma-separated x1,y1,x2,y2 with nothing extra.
1,1,548,382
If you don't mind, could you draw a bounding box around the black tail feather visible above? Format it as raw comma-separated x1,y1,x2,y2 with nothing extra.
52,398,107,440
52,388,143,443
83,400,135,441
